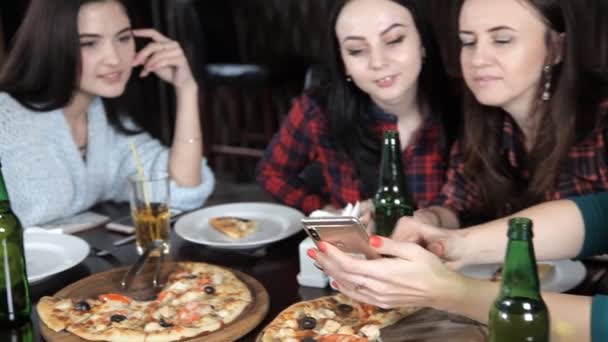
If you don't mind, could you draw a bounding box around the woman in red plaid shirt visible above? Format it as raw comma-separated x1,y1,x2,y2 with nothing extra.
413,0,608,228
257,0,459,215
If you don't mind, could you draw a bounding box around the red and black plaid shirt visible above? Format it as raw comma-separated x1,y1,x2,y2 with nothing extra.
435,113,608,220
256,94,450,214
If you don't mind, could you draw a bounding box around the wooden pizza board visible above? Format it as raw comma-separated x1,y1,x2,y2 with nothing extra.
256,307,487,342
39,262,269,342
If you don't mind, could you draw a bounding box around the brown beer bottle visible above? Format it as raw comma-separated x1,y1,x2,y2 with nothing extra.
0,163,31,329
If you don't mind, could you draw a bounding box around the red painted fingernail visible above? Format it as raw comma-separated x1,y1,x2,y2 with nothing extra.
331,281,339,289
318,242,327,253
370,235,383,248
307,248,317,259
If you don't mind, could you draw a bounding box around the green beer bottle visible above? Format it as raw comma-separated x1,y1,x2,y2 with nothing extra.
0,319,34,341
0,163,31,329
373,130,413,237
489,217,549,342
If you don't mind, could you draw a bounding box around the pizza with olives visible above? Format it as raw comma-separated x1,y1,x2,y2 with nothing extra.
37,262,252,342
259,293,420,342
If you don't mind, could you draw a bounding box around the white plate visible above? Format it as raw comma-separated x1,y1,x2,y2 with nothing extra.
459,259,587,293
175,202,305,250
24,232,90,283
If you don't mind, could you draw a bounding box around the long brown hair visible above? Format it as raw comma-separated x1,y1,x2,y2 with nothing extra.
0,0,140,134
460,0,608,221
322,0,459,197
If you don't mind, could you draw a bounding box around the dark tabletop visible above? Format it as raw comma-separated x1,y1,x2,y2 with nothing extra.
23,201,608,341
26,201,332,342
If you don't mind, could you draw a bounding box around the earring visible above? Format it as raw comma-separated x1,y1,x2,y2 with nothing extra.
346,76,352,82
542,65,552,101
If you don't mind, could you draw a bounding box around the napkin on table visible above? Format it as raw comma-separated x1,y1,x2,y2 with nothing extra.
309,201,361,218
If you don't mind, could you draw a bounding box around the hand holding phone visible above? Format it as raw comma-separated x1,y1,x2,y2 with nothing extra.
301,216,380,260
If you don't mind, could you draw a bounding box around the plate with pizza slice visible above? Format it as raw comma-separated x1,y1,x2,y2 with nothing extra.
458,259,586,292
175,202,305,250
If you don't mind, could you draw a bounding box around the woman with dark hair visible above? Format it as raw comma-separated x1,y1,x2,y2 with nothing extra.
414,0,608,228
313,192,608,341
0,0,214,226
308,0,608,339
257,0,459,216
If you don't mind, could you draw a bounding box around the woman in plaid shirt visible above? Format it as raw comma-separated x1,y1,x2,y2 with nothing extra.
257,0,459,215
414,0,608,228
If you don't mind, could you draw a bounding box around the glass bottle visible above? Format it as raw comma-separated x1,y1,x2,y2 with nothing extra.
0,163,31,329
373,130,413,237
0,319,34,341
489,217,549,342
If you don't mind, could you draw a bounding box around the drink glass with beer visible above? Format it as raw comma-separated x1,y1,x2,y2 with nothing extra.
128,171,170,256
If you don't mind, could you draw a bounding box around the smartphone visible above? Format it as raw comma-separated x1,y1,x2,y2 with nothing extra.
41,211,110,234
301,216,380,260
106,215,136,234
106,208,184,234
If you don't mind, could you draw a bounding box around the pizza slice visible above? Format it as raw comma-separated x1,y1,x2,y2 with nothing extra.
39,293,149,342
37,296,100,332
208,216,257,239
66,293,150,342
259,294,420,342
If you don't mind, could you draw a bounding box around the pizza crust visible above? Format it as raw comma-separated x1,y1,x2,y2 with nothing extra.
37,297,71,332
67,324,147,342
144,319,221,342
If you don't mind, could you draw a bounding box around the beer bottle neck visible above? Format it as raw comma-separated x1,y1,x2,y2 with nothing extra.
0,168,13,213
0,171,9,203
378,133,406,190
499,238,542,299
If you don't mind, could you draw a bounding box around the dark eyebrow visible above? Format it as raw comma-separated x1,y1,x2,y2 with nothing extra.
488,26,516,33
79,27,131,39
342,23,406,43
459,25,516,35
380,23,406,36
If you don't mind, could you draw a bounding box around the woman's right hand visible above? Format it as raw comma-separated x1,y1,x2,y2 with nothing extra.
313,236,468,311
132,29,197,91
391,216,470,269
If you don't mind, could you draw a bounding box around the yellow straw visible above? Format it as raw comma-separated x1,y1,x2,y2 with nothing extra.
129,142,151,210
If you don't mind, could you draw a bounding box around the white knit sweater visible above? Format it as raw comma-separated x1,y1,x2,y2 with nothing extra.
0,93,215,226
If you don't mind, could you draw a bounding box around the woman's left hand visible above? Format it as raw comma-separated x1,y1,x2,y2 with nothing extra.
132,29,196,90
358,199,375,234
313,236,464,310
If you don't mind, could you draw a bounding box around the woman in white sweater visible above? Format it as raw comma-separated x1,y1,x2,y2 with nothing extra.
0,0,214,226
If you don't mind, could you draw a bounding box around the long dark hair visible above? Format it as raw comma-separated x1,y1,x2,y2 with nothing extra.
0,0,139,134
316,0,458,197
460,0,608,220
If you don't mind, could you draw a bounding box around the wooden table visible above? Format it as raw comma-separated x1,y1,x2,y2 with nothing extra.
22,201,608,341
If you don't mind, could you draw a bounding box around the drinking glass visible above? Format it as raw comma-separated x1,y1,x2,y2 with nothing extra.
128,171,170,256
